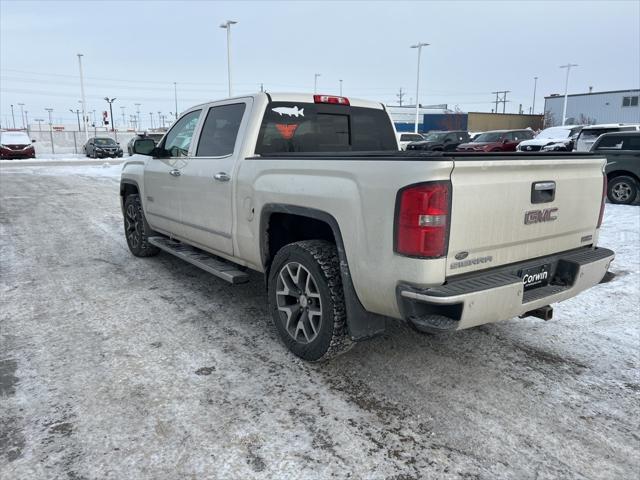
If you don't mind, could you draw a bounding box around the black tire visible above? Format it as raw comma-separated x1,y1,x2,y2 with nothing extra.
268,240,352,361
607,176,638,205
123,194,160,257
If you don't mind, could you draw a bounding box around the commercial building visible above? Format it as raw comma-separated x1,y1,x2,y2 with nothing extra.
543,89,640,126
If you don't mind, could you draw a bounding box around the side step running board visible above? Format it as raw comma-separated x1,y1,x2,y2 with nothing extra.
148,236,250,284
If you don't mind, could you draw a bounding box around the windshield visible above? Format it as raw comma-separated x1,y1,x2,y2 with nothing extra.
536,127,571,139
94,138,117,146
473,132,502,143
423,133,446,142
1,132,31,144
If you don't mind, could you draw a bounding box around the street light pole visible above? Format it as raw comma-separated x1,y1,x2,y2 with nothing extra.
77,53,89,141
135,103,141,132
149,112,154,130
104,97,116,131
560,63,578,126
24,111,29,132
120,106,126,128
410,42,429,134
532,76,538,115
10,104,15,128
69,109,81,131
314,73,321,94
45,108,55,154
219,20,238,97
17,103,25,129
339,79,343,96
173,82,178,119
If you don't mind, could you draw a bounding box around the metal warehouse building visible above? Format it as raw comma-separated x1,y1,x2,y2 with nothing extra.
544,89,640,126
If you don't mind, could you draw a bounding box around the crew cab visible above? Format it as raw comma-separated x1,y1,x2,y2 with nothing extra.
121,92,614,361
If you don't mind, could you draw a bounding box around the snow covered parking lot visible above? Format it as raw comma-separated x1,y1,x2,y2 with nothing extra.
1,163,638,480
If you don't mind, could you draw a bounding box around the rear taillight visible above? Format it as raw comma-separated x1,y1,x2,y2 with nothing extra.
597,174,607,228
313,95,350,105
395,181,451,258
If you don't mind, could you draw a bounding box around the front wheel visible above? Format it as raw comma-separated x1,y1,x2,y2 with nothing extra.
607,176,638,205
268,240,352,361
123,194,160,257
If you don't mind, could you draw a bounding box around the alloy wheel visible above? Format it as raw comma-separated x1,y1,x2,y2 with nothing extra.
275,262,323,344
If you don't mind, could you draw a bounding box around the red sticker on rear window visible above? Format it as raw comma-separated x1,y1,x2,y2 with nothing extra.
275,124,299,140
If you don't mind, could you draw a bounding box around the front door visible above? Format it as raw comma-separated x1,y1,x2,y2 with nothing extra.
143,109,202,235
177,100,250,255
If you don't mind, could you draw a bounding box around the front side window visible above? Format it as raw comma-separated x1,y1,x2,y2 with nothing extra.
163,109,201,157
196,103,246,157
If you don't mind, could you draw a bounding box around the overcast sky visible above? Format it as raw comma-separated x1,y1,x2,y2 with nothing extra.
1,0,638,128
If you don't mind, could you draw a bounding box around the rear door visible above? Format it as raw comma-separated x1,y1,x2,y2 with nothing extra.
143,109,202,235
177,99,251,255
446,156,605,276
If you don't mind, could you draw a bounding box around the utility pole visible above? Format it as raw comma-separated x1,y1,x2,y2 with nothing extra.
24,111,29,132
491,90,510,114
69,109,81,131
120,106,126,127
560,63,578,125
104,97,116,131
410,42,429,133
314,73,321,94
173,82,178,119
17,103,25,129
149,112,154,130
220,20,238,97
45,108,54,154
77,53,88,141
339,79,343,96
10,104,15,128
135,103,141,132
396,87,405,106
532,76,538,115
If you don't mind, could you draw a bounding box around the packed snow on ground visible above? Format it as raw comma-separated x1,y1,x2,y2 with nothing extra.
0,164,638,480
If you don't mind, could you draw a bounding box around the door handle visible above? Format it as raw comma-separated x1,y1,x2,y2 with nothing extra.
169,169,181,177
214,172,231,182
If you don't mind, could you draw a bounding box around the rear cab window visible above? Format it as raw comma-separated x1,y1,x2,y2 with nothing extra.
255,102,397,154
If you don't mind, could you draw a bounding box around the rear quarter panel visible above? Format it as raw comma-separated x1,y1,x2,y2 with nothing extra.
235,158,453,318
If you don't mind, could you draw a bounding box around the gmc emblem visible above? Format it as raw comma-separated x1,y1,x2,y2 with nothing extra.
524,208,558,225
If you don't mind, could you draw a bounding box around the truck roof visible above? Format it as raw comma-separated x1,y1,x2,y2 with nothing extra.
188,92,385,111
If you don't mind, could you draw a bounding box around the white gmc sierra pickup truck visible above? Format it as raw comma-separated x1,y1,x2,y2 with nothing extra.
120,92,614,361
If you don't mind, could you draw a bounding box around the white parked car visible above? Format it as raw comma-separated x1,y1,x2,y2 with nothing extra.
574,124,640,152
396,132,425,150
517,125,583,152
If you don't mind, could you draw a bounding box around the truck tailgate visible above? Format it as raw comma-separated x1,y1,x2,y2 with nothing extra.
447,156,605,276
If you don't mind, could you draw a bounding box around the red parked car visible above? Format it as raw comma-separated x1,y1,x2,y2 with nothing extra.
0,131,36,159
456,129,534,152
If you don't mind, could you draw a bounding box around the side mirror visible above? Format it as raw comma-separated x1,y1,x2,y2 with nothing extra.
502,138,509,144
32,139,36,143
132,138,156,155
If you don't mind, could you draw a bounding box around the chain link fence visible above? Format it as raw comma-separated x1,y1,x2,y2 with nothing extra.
27,129,139,156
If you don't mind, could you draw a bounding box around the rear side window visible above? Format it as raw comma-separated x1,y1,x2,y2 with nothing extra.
196,103,246,157
595,136,624,150
624,136,640,150
255,102,397,154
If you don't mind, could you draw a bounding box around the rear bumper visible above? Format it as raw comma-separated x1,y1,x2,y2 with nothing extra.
397,247,615,332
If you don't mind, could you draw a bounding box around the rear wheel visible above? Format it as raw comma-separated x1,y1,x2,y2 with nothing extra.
123,194,160,257
268,240,352,361
607,176,638,204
